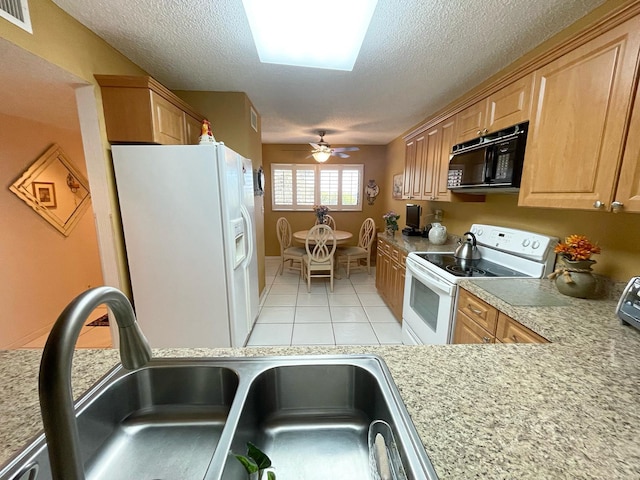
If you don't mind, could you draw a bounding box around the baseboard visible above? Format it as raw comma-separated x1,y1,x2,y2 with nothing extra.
2,322,55,349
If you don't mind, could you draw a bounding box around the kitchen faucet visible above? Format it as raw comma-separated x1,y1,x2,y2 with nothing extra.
39,286,152,480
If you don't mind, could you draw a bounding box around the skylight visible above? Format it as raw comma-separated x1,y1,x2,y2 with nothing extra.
242,0,378,71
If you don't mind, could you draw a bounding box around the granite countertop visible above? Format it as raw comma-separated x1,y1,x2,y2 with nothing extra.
377,231,459,253
1,280,640,478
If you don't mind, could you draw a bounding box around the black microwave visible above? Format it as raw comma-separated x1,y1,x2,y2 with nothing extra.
447,122,528,194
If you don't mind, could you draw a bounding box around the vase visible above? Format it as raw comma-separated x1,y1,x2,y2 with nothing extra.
317,214,326,224
386,227,396,238
553,258,598,299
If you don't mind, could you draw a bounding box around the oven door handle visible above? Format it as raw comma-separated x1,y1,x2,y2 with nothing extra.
406,257,456,296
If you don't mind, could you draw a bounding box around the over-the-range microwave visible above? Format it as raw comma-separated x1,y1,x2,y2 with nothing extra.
447,122,528,194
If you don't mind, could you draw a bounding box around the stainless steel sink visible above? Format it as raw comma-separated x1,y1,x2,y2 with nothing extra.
1,356,438,480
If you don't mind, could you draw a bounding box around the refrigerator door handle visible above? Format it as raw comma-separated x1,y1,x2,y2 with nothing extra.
240,204,254,268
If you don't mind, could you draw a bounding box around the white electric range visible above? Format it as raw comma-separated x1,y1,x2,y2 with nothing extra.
402,224,558,345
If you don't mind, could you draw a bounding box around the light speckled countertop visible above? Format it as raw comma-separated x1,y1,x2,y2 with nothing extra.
1,279,640,479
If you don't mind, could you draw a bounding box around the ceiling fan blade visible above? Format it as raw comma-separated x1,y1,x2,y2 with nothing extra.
332,146,360,152
310,143,321,149
336,152,350,158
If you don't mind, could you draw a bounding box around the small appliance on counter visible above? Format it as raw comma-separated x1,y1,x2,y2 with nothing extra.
617,277,640,331
402,204,423,236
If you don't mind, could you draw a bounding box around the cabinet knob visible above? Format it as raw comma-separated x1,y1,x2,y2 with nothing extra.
477,130,482,135
482,336,491,343
483,129,488,134
611,201,624,213
593,200,605,209
511,335,520,343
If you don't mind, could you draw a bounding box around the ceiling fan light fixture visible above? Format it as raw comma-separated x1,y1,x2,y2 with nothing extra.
312,150,332,163
242,0,378,71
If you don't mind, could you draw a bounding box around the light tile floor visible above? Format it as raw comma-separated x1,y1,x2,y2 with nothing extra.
247,257,403,347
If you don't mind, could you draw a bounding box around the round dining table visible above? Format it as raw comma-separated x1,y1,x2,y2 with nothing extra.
292,229,353,245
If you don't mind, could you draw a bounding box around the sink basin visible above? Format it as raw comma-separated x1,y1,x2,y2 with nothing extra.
0,356,438,480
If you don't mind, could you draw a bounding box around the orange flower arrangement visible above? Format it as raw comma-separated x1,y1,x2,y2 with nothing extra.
554,234,601,261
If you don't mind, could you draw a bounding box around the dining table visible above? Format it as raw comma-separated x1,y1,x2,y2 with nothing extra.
292,229,353,245
292,229,354,279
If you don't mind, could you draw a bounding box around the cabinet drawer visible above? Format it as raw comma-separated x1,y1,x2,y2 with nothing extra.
457,289,498,334
453,311,495,344
496,313,549,344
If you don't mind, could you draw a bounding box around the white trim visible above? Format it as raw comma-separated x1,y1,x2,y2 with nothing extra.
0,0,32,33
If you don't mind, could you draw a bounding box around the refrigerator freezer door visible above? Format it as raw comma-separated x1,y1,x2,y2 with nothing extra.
242,159,260,330
112,144,233,348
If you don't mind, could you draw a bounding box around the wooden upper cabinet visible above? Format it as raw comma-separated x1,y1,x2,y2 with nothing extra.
403,133,426,199
96,75,205,145
455,101,486,144
151,92,186,145
455,74,533,144
485,73,533,133
518,16,640,210
420,126,441,200
615,77,640,213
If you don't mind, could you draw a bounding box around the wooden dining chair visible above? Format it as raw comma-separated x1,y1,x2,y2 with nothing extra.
338,217,376,277
315,214,336,230
276,217,305,276
303,224,337,292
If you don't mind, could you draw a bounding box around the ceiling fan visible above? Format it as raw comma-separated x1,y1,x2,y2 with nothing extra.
309,131,360,162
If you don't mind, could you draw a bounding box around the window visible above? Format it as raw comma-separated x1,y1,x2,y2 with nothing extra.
271,164,364,211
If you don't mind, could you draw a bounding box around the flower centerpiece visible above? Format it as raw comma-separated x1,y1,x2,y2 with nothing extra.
383,211,400,237
313,205,329,224
549,234,601,298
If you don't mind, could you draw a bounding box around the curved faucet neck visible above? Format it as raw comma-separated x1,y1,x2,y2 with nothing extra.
39,286,151,480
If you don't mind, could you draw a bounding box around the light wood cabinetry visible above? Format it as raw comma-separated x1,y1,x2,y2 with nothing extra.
518,16,640,211
455,74,533,144
611,71,640,213
95,75,205,145
402,133,425,200
496,313,548,344
375,236,405,322
453,288,548,344
403,117,483,202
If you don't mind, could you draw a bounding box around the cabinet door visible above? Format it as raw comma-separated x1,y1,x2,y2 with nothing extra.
518,17,640,210
485,73,533,133
184,114,203,145
421,126,441,200
403,133,426,199
433,117,457,200
402,138,417,199
496,313,548,344
151,92,186,145
453,311,495,344
455,99,487,144
615,81,640,213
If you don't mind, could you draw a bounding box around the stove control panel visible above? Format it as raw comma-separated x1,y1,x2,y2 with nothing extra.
469,224,559,262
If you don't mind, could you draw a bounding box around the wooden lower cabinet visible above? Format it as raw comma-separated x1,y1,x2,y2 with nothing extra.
375,237,405,322
453,288,549,344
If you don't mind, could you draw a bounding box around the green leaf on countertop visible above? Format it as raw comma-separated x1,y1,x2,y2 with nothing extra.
234,453,258,474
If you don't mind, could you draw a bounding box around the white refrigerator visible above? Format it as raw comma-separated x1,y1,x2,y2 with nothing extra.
111,143,259,348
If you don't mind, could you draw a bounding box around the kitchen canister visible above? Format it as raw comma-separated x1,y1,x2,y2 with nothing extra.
428,222,447,245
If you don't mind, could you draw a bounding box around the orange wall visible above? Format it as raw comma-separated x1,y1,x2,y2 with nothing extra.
0,112,103,348
263,144,388,256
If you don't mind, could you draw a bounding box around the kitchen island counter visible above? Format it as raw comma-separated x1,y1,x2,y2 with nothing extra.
2,335,639,479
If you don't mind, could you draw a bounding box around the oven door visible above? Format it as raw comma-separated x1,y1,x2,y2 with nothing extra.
402,256,456,344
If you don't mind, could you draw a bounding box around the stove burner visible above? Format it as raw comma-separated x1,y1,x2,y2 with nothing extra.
446,265,487,277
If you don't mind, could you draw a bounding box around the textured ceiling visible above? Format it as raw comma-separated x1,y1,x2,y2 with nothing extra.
14,0,608,145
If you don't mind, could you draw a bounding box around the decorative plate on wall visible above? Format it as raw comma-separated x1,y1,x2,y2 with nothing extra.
9,143,91,236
